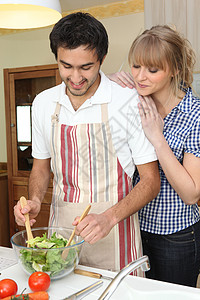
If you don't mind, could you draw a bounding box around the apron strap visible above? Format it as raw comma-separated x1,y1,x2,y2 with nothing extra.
51,102,61,124
101,103,109,123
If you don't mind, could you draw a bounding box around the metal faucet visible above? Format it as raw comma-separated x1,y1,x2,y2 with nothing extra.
98,255,150,300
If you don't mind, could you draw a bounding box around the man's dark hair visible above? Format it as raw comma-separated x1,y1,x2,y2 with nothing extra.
50,12,108,64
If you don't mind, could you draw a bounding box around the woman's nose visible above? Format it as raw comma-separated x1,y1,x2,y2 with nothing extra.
137,68,147,80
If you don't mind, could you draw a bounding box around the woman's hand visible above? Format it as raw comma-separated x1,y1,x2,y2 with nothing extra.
138,95,164,147
107,71,135,89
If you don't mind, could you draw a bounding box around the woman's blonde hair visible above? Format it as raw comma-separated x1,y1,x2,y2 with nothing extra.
128,25,196,97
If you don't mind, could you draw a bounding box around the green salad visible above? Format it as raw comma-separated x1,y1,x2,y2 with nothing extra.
19,232,77,277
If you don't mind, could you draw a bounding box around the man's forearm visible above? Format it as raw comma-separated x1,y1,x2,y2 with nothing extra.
75,162,160,244
28,159,51,203
104,162,160,228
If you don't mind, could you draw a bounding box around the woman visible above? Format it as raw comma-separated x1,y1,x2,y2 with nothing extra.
110,25,200,287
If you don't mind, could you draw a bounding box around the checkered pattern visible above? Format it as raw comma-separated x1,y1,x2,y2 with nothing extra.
135,87,200,234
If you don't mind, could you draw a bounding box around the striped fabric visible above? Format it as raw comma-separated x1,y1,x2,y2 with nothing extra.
53,122,119,204
135,87,200,235
49,102,143,274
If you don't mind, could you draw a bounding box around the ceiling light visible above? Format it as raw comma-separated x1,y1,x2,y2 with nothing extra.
0,0,62,29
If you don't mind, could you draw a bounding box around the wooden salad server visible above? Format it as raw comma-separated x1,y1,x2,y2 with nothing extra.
62,204,91,260
20,196,34,246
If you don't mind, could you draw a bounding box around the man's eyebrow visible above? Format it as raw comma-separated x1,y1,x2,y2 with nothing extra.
59,60,71,66
81,62,95,67
59,59,94,67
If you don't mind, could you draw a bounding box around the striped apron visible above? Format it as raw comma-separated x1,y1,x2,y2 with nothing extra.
49,102,143,275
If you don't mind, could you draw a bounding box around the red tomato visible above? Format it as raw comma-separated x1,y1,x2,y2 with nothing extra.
28,272,51,292
0,279,18,299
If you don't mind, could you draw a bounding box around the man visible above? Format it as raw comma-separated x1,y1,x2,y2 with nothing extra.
14,12,160,274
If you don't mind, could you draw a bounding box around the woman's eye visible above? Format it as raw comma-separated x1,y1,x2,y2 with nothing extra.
149,68,159,73
133,64,140,69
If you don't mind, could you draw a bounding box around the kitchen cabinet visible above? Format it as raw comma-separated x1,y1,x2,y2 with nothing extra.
4,64,61,238
0,172,9,247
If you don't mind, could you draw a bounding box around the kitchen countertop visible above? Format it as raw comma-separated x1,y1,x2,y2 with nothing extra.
1,246,200,299
0,246,112,299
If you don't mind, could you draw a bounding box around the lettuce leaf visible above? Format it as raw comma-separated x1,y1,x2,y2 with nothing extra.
19,232,78,277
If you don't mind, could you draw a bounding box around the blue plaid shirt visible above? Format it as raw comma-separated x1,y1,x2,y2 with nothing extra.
135,87,200,234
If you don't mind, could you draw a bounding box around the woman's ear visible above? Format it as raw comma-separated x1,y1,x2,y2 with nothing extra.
173,69,180,76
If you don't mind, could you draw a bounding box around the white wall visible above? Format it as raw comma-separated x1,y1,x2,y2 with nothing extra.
0,12,144,162
102,13,144,73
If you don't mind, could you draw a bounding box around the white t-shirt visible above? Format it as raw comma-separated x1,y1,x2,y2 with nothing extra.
32,71,157,178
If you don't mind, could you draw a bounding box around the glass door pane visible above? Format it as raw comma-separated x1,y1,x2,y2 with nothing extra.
15,75,56,171
17,105,31,143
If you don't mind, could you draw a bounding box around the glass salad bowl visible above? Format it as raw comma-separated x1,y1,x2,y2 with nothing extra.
11,226,84,280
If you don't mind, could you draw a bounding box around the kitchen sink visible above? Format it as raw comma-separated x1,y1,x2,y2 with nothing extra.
109,279,200,300
97,256,200,300
120,288,200,300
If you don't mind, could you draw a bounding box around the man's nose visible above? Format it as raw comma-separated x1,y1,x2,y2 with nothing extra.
71,69,82,83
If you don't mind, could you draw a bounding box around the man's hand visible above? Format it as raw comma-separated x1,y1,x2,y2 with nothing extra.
14,198,41,227
73,211,113,244
107,71,135,89
15,157,51,227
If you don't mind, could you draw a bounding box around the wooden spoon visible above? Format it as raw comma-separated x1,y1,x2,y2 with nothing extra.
20,196,34,246
62,204,91,260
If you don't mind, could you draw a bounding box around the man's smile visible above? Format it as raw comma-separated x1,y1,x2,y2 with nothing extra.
69,79,87,89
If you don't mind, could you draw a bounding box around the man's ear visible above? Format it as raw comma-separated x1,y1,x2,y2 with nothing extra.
100,55,107,65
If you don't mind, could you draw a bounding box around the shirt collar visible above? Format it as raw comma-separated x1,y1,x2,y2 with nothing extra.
176,87,193,114
90,71,112,104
